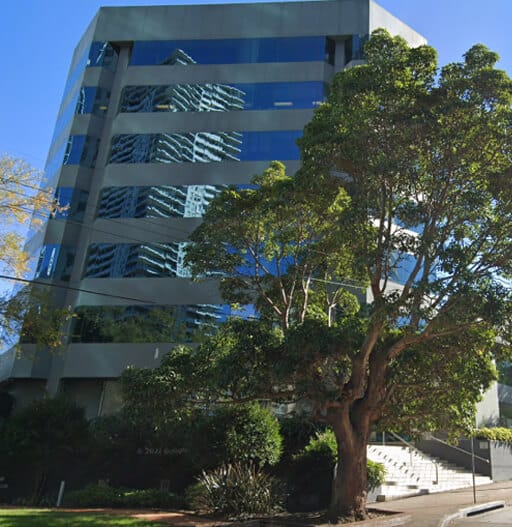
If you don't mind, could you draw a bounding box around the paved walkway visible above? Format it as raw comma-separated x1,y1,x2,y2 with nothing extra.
371,481,512,527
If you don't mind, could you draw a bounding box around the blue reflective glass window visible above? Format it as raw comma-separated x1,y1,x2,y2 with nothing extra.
88,41,119,70
76,86,110,115
110,131,300,164
71,303,245,343
62,47,90,101
98,185,227,219
240,131,301,161
345,34,369,63
84,242,190,278
51,92,80,146
64,135,99,167
35,244,75,281
54,187,89,220
120,82,325,113
44,141,68,186
131,36,327,66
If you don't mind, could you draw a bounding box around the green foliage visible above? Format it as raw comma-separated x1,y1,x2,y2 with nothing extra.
382,330,499,436
367,461,387,492
63,484,124,508
189,462,284,519
286,430,386,511
87,403,282,493
278,415,322,461
0,397,89,504
206,403,283,466
186,160,360,329
63,485,182,509
473,427,512,442
3,285,74,353
121,30,512,519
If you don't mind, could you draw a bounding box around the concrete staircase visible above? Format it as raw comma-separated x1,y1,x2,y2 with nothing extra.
367,444,492,501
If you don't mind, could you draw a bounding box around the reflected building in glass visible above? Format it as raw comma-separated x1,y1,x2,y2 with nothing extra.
0,0,426,417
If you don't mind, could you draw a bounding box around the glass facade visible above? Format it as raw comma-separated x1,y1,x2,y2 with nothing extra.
62,41,118,102
54,187,89,220
345,34,368,63
119,82,325,113
87,41,119,70
130,37,331,66
110,131,301,164
34,244,75,281
52,87,110,147
64,135,100,167
84,242,190,278
71,303,237,343
98,185,226,219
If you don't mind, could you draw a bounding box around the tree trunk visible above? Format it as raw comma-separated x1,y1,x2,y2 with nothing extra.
327,411,370,523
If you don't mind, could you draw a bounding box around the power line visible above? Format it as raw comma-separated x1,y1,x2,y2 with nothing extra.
0,273,157,305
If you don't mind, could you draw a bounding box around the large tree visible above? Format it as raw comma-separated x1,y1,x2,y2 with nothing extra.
123,32,512,521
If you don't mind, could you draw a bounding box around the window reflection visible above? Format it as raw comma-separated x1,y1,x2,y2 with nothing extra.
84,242,191,278
88,41,119,70
120,82,326,113
64,135,99,167
98,185,226,219
76,86,110,115
344,34,368,63
110,131,301,164
130,36,330,66
54,187,89,220
35,244,75,281
61,41,118,102
71,304,237,343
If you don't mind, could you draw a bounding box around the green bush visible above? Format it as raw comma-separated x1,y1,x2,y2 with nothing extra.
63,484,182,509
278,415,321,461
367,459,387,491
286,430,385,512
207,403,283,466
188,403,282,471
473,427,512,442
189,462,284,519
64,484,124,508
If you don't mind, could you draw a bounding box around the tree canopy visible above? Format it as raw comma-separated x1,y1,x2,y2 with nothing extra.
122,31,512,521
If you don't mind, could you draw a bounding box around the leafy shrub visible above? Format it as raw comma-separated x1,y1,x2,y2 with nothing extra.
64,484,124,507
286,430,385,511
122,488,182,508
206,403,283,466
473,427,512,442
367,459,387,491
278,415,321,461
189,462,284,519
63,484,182,509
0,396,89,504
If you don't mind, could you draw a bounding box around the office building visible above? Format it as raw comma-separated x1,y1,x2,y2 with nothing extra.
0,0,426,417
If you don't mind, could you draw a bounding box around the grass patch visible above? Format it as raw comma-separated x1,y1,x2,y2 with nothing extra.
0,509,169,527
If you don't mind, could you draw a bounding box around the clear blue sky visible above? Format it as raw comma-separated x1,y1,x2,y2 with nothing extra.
1,0,511,171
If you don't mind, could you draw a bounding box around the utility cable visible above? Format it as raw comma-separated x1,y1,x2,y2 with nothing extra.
0,273,158,304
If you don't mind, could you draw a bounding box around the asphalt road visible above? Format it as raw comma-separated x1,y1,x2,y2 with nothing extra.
450,506,512,526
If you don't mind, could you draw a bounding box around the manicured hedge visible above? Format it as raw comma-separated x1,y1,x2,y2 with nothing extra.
63,485,182,508
473,427,512,442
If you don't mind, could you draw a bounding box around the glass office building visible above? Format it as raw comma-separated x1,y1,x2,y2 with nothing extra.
0,0,426,417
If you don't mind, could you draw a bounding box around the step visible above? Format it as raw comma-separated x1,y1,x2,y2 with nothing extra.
367,444,492,501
